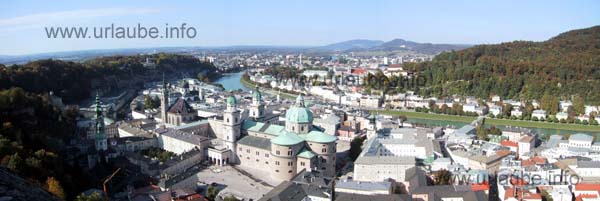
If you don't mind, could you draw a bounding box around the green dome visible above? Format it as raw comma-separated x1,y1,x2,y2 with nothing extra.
304,131,337,144
271,131,304,146
226,95,237,105
286,106,313,123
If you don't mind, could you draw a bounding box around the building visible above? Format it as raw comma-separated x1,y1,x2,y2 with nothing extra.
230,95,338,181
532,110,547,120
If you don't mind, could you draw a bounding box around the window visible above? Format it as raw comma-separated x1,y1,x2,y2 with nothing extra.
275,170,279,172
301,126,304,131
288,162,293,166
276,151,280,155
256,151,259,156
246,149,250,153
288,150,292,156
288,170,293,173
239,147,242,151
275,161,280,165
226,118,229,123
265,153,269,158
321,158,326,163
300,162,305,166
256,159,259,162
322,148,327,153
265,161,269,164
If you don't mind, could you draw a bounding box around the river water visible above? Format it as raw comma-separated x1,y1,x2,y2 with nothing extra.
215,72,598,137
215,71,250,91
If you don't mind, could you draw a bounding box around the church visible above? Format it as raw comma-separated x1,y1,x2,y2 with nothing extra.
206,88,338,181
153,80,338,181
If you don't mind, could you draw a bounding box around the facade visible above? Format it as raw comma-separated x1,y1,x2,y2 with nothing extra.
210,94,338,181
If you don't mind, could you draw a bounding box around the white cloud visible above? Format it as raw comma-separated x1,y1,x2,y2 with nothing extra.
0,7,159,31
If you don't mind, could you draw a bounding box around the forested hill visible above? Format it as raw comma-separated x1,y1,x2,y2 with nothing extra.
0,53,219,103
410,25,600,105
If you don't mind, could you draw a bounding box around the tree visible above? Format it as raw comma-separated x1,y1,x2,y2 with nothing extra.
572,96,585,115
206,185,221,201
541,93,559,115
75,191,102,201
433,169,453,185
223,195,240,201
46,177,66,200
476,125,487,140
7,153,23,174
349,137,366,161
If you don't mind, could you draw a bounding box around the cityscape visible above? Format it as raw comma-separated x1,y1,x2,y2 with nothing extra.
1,1,600,201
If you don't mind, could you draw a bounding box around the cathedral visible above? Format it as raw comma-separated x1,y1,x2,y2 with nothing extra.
208,89,338,181
155,81,338,181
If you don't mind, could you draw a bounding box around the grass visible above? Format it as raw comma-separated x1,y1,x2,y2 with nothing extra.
373,109,600,133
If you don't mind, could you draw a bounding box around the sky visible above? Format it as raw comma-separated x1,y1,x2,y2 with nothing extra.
0,0,599,55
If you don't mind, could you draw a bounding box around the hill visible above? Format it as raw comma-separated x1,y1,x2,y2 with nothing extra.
311,38,469,54
309,39,384,52
404,25,600,108
371,39,470,54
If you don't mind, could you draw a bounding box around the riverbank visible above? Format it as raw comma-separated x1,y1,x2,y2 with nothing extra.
374,109,600,133
239,73,297,99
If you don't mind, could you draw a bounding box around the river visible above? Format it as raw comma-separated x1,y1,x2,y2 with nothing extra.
215,72,598,137
215,71,250,91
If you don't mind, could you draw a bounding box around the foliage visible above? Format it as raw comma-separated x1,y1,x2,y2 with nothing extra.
223,195,240,201
138,147,175,163
206,185,221,201
367,26,600,104
74,191,103,201
0,54,218,104
349,136,366,161
46,177,66,200
433,169,453,185
0,87,92,200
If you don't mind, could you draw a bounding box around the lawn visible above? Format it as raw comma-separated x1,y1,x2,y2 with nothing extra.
240,76,297,99
373,109,600,133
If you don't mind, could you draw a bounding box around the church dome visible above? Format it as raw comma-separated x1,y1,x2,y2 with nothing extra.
285,106,313,123
226,95,237,105
286,94,312,123
271,131,304,146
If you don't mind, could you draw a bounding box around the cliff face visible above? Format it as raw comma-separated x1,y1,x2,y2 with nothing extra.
0,168,59,201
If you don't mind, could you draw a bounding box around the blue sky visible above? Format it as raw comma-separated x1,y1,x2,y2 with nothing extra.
1,0,599,55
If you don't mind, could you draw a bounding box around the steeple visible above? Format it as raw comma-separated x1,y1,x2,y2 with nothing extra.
295,94,305,107
94,93,107,151
161,73,169,124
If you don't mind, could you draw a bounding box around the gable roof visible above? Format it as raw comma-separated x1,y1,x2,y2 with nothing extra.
168,98,194,114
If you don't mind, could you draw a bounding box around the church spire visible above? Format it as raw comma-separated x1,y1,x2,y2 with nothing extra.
94,93,107,151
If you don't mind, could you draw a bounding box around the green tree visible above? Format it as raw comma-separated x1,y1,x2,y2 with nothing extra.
7,153,23,173
223,195,240,201
206,185,221,201
541,93,559,115
74,191,102,201
572,96,585,115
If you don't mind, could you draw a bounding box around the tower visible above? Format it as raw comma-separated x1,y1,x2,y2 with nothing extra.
199,87,205,102
366,113,377,139
223,95,241,163
160,74,169,124
276,90,281,103
94,94,108,151
250,87,265,119
285,94,313,134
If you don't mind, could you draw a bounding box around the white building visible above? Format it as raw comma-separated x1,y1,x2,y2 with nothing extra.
532,110,547,120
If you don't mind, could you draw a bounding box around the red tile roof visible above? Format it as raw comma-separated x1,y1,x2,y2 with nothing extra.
501,140,518,148
575,183,600,192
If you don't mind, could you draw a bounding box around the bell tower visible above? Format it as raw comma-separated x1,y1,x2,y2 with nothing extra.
223,95,241,163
